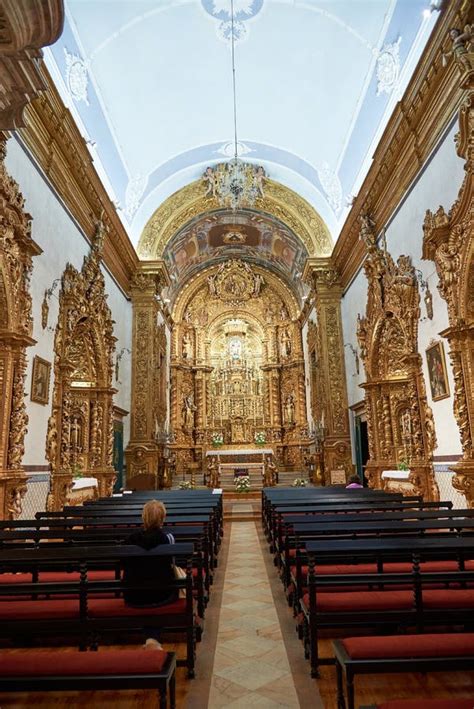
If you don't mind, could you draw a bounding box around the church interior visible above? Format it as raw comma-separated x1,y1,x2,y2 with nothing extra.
1,0,474,706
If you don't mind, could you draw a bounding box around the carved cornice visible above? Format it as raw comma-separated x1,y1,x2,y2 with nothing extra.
0,0,64,129
138,178,333,259
16,64,138,295
333,0,471,289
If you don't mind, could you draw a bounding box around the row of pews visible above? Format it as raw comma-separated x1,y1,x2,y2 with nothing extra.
262,486,474,709
0,488,223,708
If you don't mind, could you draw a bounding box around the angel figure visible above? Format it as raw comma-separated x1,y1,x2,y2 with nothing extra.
254,166,266,198
443,25,474,72
203,166,218,198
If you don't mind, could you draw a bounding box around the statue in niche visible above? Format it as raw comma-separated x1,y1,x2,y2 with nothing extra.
207,274,217,297
182,393,196,430
280,305,288,321
280,328,292,359
253,272,264,297
182,332,193,360
284,394,295,425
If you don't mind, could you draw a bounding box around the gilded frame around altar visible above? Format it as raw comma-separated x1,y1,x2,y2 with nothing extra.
425,340,450,402
30,356,51,405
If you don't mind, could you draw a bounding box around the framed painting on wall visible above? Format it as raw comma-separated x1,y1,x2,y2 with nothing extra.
425,340,450,401
30,356,51,405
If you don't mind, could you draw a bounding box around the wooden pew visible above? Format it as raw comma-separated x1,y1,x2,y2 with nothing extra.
301,536,474,677
0,649,176,709
0,542,198,678
334,633,474,709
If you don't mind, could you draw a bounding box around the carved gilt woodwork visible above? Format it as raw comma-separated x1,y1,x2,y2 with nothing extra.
422,42,474,505
125,261,170,490
138,178,332,260
358,218,439,500
0,136,41,519
304,260,352,483
169,260,308,476
0,0,64,129
46,220,117,511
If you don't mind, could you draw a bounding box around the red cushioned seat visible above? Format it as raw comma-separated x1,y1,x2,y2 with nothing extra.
302,590,414,612
88,597,186,618
0,573,31,584
378,701,474,709
423,589,474,609
39,571,116,582
0,649,168,676
0,600,80,620
342,632,474,659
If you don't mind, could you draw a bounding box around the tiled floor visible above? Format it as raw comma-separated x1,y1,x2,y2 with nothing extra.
208,521,301,708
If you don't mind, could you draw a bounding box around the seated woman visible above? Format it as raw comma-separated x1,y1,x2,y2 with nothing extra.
122,499,177,649
345,474,363,489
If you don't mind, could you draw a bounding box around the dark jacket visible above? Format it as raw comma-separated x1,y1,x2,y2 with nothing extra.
122,527,176,607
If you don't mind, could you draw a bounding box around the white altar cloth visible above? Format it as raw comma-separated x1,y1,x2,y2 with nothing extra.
72,476,98,490
381,470,410,480
206,448,273,456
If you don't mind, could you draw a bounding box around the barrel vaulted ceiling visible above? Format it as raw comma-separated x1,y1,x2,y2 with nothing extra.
45,0,440,248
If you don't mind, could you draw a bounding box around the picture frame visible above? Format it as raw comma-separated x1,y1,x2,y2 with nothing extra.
330,469,347,485
425,340,450,401
30,356,51,405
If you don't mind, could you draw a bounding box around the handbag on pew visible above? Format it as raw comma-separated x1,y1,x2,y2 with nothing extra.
173,565,187,599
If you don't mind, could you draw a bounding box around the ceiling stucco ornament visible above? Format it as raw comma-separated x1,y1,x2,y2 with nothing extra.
317,162,342,214
64,48,89,105
376,37,401,96
204,162,266,211
125,174,148,219
137,177,333,260
216,140,252,157
201,0,264,44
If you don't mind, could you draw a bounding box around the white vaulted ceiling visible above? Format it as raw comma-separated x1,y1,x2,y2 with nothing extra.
46,0,439,246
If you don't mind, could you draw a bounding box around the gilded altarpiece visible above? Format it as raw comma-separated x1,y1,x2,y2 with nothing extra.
0,137,41,519
125,263,170,490
357,219,439,500
304,261,352,482
422,41,474,505
170,260,308,475
46,223,117,510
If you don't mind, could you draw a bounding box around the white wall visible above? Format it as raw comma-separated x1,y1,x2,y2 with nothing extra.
5,136,132,477
341,120,465,460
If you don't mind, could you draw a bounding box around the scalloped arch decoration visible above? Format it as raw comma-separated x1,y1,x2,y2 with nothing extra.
138,177,333,259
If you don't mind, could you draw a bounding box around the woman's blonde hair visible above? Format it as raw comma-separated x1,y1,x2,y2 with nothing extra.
142,499,166,530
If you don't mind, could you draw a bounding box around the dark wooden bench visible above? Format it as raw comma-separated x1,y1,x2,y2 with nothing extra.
0,648,176,709
301,536,474,677
334,633,474,709
0,542,198,677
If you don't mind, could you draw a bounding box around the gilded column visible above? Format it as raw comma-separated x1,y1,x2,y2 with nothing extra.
306,259,353,482
125,262,169,488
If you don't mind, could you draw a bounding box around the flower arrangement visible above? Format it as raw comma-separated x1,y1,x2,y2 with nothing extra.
179,480,195,490
292,478,307,487
235,475,250,493
397,459,410,471
254,431,266,446
212,432,224,448
72,465,83,480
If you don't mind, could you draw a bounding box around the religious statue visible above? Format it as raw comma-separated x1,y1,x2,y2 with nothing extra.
284,394,295,425
207,457,219,489
280,328,292,359
264,455,277,486
254,165,266,197
182,332,193,360
356,314,368,361
207,274,217,296
203,166,218,197
359,213,376,249
443,25,474,73
7,487,26,520
424,406,438,454
253,272,264,297
41,292,49,329
182,393,196,430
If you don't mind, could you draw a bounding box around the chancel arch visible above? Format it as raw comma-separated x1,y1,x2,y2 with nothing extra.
45,223,117,511
168,258,309,477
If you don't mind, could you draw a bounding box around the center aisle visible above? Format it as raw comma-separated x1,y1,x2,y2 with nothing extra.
206,521,302,707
